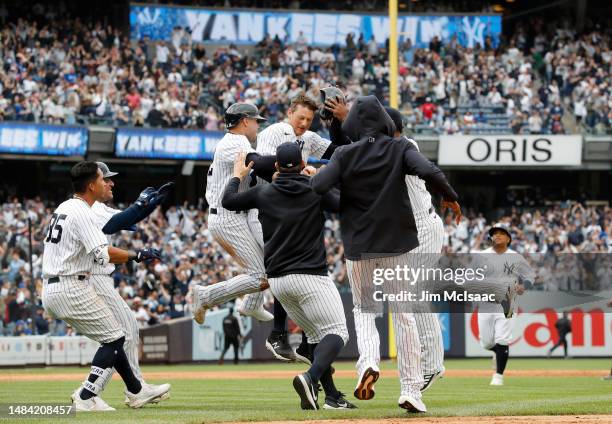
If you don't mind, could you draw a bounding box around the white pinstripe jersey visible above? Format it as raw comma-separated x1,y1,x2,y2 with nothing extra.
205,132,255,210
404,137,433,215
42,198,109,278
256,122,330,162
91,201,120,275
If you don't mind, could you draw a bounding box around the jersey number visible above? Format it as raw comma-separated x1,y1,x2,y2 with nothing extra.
46,213,67,244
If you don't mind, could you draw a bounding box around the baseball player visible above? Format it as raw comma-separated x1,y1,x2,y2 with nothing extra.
192,103,277,325
477,223,534,386
41,162,167,411
324,99,455,393
385,108,450,392
84,162,173,405
222,144,353,410
311,96,460,413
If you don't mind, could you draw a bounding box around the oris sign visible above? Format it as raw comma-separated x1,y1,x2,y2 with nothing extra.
438,135,582,166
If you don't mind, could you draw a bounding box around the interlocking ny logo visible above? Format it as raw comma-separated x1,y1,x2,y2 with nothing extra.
137,8,161,25
504,262,517,275
296,139,305,151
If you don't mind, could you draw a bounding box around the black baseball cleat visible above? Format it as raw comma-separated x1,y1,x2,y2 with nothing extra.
294,340,312,366
265,332,296,362
293,373,320,410
323,392,358,410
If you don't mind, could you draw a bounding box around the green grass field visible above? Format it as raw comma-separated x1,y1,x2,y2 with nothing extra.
1,358,611,423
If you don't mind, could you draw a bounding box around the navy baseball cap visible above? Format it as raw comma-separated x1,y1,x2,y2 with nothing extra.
276,142,302,168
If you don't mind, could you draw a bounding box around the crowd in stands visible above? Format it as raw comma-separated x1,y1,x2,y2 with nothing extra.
0,8,609,135
1,195,610,336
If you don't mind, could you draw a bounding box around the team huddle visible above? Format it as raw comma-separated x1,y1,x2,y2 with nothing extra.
41,89,533,413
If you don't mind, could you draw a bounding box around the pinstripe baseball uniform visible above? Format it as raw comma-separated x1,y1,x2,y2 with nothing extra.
405,137,445,377
346,252,424,396
41,198,124,344
269,274,348,344
193,132,266,311
221,166,348,345
311,97,459,401
477,247,534,349
241,122,331,313
89,202,142,385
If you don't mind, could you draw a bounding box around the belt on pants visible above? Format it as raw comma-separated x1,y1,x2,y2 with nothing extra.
46,275,87,284
210,208,245,215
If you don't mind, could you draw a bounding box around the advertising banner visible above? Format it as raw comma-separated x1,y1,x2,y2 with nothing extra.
0,123,88,156
438,135,583,166
130,5,501,49
192,308,253,361
465,306,612,357
115,127,223,160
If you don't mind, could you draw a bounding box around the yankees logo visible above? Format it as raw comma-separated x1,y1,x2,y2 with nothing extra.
504,262,517,275
295,139,305,151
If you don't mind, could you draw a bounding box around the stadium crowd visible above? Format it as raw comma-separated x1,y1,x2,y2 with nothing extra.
1,196,610,336
0,12,610,135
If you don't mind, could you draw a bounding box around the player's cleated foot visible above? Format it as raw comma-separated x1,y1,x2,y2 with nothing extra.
238,305,274,322
266,331,296,362
124,383,171,405
421,366,445,392
191,286,207,325
490,373,504,386
125,383,171,409
71,389,115,412
323,392,358,410
294,341,312,366
398,394,427,413
501,283,518,318
354,365,380,400
292,373,319,410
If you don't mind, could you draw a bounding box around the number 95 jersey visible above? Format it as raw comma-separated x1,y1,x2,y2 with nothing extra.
42,198,109,278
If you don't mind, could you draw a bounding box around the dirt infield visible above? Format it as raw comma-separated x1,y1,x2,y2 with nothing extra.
226,417,611,424
0,368,605,382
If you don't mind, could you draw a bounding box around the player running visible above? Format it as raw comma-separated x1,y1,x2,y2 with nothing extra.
84,162,173,405
477,223,534,386
41,162,166,411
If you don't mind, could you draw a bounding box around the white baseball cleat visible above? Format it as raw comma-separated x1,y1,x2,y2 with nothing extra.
125,383,171,409
490,373,504,386
398,394,427,413
124,383,171,405
239,305,273,322
71,389,115,412
191,286,207,325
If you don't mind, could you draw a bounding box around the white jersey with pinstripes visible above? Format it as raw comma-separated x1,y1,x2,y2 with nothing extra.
42,198,109,278
205,132,256,210
91,201,119,275
404,137,433,215
256,122,330,161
